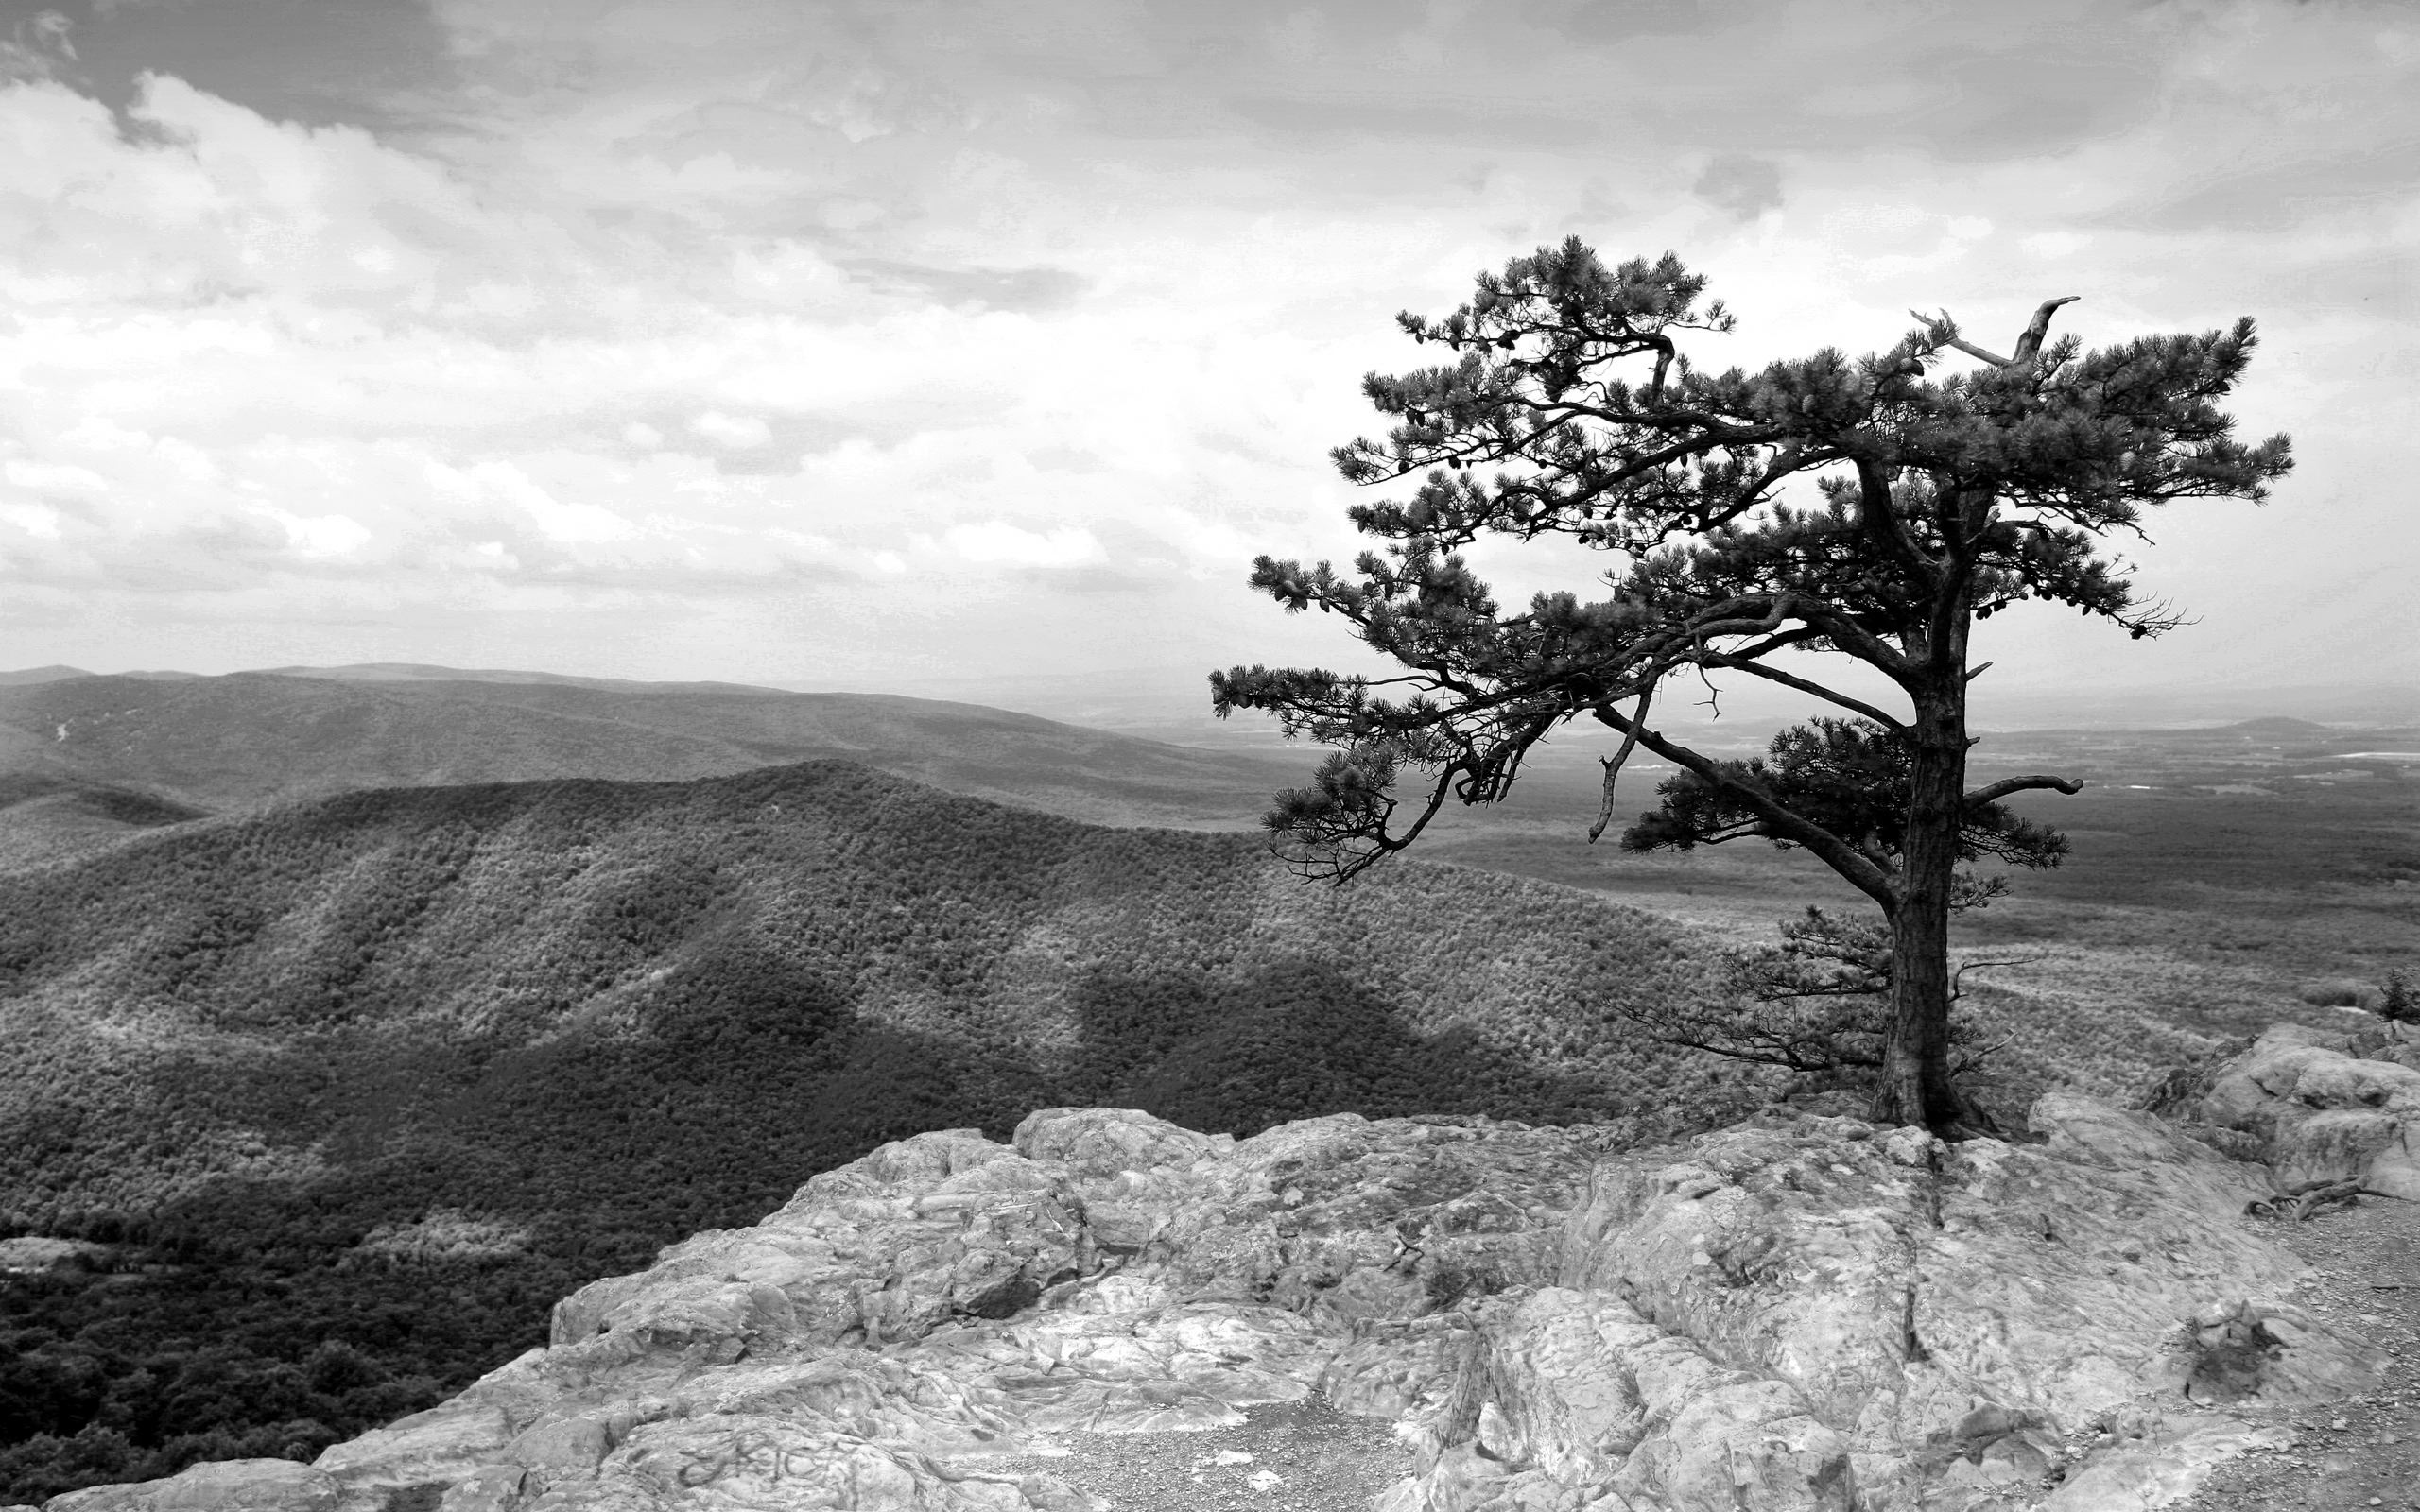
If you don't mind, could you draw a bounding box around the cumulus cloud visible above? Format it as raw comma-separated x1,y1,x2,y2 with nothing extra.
273,511,374,558
945,522,1102,568
1692,155,1782,221
0,0,2411,692
689,411,773,448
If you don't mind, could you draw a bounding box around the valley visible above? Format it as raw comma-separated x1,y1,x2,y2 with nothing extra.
0,749,1737,1503
1413,713,2420,1057
0,668,2412,1504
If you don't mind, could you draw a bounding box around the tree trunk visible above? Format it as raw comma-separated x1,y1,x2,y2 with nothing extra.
1872,690,1995,1138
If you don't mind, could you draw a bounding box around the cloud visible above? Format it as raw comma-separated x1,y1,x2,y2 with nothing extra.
1,10,75,84
945,522,1103,568
0,0,2411,695
60,0,457,131
2111,141,2420,232
272,510,374,558
1693,155,1782,221
689,410,772,448
838,258,1088,314
3,458,109,493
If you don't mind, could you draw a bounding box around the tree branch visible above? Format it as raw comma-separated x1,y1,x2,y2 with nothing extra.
1588,684,1655,842
1910,309,2011,368
1850,457,1941,596
1691,652,1909,731
1962,774,2084,806
1943,335,2012,367
2010,296,2081,368
1594,704,1900,913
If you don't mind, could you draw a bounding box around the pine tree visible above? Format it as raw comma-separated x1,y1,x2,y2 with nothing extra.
1213,238,2290,1138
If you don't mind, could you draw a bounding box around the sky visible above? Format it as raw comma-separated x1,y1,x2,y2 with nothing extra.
0,0,2412,728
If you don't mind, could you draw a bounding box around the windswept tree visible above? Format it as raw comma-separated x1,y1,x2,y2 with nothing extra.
1212,238,2290,1138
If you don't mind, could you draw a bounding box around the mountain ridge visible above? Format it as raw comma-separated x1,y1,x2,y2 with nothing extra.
0,673,1308,865
0,757,1740,1502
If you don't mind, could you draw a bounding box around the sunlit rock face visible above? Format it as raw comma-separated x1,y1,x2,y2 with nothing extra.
1401,1093,2374,1512
43,1052,2385,1512
2196,1022,2420,1200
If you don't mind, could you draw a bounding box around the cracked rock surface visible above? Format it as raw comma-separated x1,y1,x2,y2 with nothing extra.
39,1034,2402,1512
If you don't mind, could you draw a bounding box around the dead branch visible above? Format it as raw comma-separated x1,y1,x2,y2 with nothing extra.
2290,1179,2362,1222
2010,296,2081,368
1588,685,1655,842
1963,774,2084,806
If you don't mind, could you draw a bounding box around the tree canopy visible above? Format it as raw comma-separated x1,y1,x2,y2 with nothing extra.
1214,237,2290,1135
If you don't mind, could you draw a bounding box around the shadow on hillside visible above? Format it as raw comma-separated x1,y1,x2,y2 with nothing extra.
428,945,978,1237
1061,956,1631,1138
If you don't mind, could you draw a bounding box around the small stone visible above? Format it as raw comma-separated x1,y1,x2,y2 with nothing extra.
2332,1417,2350,1430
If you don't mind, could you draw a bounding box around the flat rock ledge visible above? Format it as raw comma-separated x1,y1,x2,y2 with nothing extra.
35,1026,2414,1512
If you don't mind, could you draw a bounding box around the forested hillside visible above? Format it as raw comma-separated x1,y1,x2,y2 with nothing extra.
0,775,211,871
0,671,1300,845
0,760,1746,1502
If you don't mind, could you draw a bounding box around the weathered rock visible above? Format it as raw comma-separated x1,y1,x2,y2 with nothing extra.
437,1464,527,1512
2198,1022,2420,1199
44,1459,341,1511
1379,1090,2368,1512
312,1397,519,1504
51,1048,2393,1512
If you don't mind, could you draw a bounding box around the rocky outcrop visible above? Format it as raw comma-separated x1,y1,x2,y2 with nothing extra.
46,1041,2395,1512
43,1458,343,1510
1391,1092,2375,1511
2193,1022,2420,1200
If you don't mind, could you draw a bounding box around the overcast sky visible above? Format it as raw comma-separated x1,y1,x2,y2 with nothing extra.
0,0,2411,718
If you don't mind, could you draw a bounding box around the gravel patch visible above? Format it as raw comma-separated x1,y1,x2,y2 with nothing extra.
2174,1193,2420,1512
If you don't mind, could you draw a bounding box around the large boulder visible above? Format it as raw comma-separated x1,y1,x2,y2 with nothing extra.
2195,1022,2420,1199
47,1066,2388,1512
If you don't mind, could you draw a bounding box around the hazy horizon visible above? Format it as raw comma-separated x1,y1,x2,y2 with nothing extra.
7,657,2414,747
2,0,2413,714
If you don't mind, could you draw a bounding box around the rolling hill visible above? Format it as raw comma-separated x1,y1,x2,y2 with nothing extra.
0,774,211,871
0,671,1308,868
0,759,1748,1501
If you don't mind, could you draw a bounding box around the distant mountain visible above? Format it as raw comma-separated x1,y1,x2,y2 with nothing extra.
2221,715,2331,735
1973,681,2420,730
0,761,1737,1498
251,662,784,694
0,665,92,686
0,665,200,685
0,672,1309,850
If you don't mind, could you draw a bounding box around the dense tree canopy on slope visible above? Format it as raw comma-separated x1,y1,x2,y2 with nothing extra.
0,760,1737,1502
1216,238,2290,1135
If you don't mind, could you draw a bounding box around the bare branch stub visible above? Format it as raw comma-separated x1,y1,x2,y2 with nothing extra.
2010,296,2082,368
